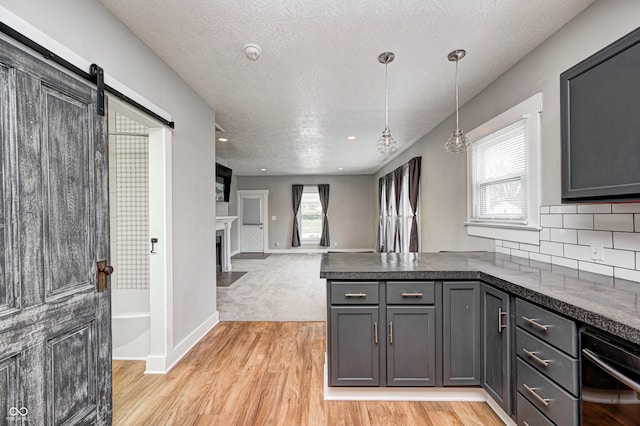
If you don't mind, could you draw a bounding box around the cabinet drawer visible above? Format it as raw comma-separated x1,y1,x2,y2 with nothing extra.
517,393,554,426
515,299,577,357
330,282,379,305
516,328,579,396
386,281,435,304
517,358,579,426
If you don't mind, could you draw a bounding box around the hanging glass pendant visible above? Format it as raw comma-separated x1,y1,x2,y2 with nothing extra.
376,52,400,155
445,49,470,154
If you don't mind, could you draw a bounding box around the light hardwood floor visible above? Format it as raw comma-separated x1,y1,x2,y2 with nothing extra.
113,322,504,425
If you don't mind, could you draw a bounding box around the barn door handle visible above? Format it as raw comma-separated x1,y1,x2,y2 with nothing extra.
97,260,114,292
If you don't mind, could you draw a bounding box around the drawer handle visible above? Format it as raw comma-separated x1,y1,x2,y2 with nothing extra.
523,422,530,426
523,383,551,407
374,321,378,344
522,348,550,367
401,292,423,298
389,321,393,344
345,292,366,298
522,316,550,332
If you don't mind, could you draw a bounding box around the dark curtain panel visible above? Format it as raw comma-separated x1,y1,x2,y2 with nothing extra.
408,157,422,252
291,184,304,247
384,172,394,253
376,177,385,252
318,184,330,247
393,166,403,252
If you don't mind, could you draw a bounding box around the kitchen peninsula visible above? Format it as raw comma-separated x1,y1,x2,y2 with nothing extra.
321,252,640,425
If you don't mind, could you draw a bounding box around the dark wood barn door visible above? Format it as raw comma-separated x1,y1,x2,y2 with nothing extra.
0,38,111,424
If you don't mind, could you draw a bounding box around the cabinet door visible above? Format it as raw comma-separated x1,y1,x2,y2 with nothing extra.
330,306,380,386
386,306,436,386
481,284,512,414
443,282,481,386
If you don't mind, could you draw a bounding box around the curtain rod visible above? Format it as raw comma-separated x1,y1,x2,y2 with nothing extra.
0,22,175,129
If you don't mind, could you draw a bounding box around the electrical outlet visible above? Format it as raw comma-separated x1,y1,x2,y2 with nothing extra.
590,242,604,261
275,242,279,247
334,242,337,246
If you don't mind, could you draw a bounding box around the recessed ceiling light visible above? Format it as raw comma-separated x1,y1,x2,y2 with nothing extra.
347,136,357,140
218,137,228,142
338,167,344,171
260,168,267,172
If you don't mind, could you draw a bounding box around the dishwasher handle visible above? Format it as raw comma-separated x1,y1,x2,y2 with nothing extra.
582,348,640,393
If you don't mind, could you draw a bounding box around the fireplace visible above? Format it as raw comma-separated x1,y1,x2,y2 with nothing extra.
216,233,222,273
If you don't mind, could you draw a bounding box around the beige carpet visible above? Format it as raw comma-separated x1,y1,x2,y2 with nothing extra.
216,253,325,321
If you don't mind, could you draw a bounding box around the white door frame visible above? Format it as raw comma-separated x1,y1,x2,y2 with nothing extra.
237,190,269,253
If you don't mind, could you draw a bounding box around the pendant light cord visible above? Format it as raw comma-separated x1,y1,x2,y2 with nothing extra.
455,58,460,130
385,62,389,130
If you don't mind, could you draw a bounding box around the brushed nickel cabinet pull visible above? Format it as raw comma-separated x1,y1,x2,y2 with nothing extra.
389,321,393,344
522,348,550,367
498,308,507,333
523,383,550,407
523,422,531,426
374,321,378,344
401,292,423,298
522,316,550,332
345,292,366,298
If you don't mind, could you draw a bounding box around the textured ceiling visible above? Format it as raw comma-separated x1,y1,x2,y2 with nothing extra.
99,0,594,176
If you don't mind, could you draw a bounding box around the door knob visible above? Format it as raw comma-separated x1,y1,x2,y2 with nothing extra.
97,260,114,292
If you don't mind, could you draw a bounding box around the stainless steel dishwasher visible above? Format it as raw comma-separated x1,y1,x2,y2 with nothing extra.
581,329,640,425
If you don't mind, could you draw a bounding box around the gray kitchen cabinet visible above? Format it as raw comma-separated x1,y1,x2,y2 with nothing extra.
443,281,481,386
386,306,437,386
481,284,512,414
330,306,380,386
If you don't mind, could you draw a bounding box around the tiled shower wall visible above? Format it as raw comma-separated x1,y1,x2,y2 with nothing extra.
112,112,150,289
495,203,640,282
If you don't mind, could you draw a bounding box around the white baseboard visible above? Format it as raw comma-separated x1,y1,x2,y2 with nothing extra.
112,356,148,361
266,248,375,254
145,311,219,374
231,249,241,257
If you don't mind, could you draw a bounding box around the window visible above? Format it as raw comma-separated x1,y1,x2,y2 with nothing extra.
300,187,322,243
466,93,541,244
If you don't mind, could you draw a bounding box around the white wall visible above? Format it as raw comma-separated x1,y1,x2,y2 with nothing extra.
375,0,640,254
0,0,218,361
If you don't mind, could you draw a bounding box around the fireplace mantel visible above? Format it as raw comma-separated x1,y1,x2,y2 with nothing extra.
216,216,237,272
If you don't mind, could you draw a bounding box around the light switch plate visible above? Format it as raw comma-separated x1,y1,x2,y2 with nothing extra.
272,216,276,221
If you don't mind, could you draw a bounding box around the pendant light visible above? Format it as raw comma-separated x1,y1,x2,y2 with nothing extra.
444,49,470,154
376,52,400,155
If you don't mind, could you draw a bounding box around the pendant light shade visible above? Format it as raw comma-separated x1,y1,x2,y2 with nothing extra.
376,52,400,155
445,49,470,154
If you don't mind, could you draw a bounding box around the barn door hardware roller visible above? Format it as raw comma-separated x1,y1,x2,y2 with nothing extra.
90,64,105,116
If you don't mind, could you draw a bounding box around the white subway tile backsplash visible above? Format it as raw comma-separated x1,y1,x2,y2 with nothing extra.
636,214,640,232
520,243,540,253
539,228,550,241
550,205,577,214
579,261,613,276
612,203,640,214
563,214,593,230
511,249,529,259
530,252,551,264
503,241,519,249
613,232,640,251
564,244,592,261
577,230,613,248
540,214,563,228
600,248,635,269
637,253,640,271
550,229,577,244
540,241,564,257
540,206,550,214
594,214,634,232
552,256,578,269
495,246,511,255
495,240,503,247
578,204,612,214
614,267,640,283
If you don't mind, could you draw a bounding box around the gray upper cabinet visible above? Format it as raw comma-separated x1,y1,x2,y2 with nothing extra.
443,282,481,386
386,306,437,386
330,306,380,386
481,284,512,415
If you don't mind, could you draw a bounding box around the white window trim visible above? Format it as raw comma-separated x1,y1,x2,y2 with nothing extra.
465,93,542,245
299,186,321,245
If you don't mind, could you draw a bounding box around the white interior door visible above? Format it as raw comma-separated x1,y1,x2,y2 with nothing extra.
240,194,265,253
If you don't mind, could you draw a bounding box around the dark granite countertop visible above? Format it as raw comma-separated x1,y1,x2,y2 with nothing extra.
320,252,640,345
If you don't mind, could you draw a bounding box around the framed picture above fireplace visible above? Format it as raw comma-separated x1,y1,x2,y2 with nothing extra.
215,163,232,202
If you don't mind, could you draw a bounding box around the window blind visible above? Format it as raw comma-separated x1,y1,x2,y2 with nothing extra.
471,118,528,222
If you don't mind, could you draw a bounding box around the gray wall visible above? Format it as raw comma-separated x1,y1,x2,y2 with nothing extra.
375,0,640,253
1,0,218,346
235,175,376,250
